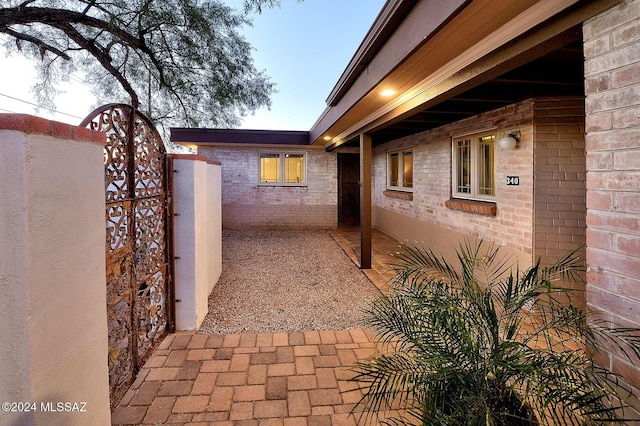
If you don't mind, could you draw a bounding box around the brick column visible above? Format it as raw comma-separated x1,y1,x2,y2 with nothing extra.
584,0,640,414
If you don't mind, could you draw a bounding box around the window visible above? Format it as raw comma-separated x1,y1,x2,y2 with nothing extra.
387,148,413,191
452,132,496,200
259,152,306,185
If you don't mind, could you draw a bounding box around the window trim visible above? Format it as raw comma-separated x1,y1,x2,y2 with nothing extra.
258,151,307,187
451,131,497,202
387,147,413,192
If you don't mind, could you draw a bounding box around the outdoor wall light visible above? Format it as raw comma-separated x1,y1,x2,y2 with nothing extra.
498,130,521,149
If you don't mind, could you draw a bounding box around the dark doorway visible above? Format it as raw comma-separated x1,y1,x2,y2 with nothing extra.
338,153,360,226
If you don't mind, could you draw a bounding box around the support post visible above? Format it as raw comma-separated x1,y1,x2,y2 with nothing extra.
359,133,372,269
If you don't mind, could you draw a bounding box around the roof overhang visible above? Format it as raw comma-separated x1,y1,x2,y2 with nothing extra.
311,0,621,150
170,128,311,150
325,0,423,107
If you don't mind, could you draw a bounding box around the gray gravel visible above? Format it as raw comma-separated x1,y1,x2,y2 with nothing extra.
198,229,381,334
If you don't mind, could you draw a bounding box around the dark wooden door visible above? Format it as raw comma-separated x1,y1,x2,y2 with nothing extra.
338,153,360,226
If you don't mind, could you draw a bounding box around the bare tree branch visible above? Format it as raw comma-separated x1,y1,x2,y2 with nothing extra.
0,27,71,59
57,22,139,107
0,0,283,128
0,7,145,50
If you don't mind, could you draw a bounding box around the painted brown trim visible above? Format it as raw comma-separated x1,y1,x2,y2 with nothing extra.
315,0,621,148
170,153,210,162
170,128,310,146
179,142,324,151
326,0,423,106
360,133,373,269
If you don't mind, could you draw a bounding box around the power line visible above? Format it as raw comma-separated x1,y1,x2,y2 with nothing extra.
0,92,85,120
0,35,90,86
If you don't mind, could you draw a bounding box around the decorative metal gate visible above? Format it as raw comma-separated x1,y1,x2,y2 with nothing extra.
82,104,174,409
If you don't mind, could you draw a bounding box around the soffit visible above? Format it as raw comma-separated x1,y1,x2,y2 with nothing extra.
326,0,463,107
311,0,596,148
170,128,311,150
370,37,584,144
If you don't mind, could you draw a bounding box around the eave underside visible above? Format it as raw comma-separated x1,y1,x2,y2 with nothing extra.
318,0,619,150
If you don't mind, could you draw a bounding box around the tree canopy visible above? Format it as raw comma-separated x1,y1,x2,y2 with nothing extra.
0,0,285,128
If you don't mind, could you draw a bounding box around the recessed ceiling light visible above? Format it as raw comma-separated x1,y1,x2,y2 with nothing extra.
323,136,332,141
381,89,396,97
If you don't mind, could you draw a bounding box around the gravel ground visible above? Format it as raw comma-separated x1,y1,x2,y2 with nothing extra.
198,229,381,334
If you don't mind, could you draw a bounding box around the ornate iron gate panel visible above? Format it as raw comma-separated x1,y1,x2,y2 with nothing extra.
82,104,174,409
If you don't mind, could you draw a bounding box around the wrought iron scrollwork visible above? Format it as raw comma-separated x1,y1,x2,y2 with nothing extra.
82,104,172,410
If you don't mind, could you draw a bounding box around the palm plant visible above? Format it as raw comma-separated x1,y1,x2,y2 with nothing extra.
354,240,640,425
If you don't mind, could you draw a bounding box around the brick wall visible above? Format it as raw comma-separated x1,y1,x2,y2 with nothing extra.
584,0,640,408
373,99,536,257
374,97,589,269
198,146,337,228
533,97,587,288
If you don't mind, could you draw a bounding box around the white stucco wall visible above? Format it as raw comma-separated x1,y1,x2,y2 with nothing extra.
0,130,34,420
208,162,223,293
172,155,222,330
0,115,110,426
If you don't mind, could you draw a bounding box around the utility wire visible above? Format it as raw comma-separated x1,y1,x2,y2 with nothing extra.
0,92,85,120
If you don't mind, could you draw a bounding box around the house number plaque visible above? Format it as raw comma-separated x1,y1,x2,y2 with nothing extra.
506,176,520,186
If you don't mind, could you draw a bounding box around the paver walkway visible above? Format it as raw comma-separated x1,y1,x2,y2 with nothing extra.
111,330,384,425
329,228,401,292
111,228,403,425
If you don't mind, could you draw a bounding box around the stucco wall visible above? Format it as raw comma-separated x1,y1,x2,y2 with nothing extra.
373,100,535,267
208,162,223,294
0,114,111,425
198,146,337,229
584,0,640,413
0,126,32,418
172,155,223,330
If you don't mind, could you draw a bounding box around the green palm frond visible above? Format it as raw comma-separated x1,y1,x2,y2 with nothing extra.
354,239,640,425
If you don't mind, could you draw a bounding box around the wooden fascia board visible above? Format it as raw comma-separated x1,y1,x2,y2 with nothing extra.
363,26,583,136
172,141,325,151
313,0,469,146
325,0,420,106
312,0,540,146
316,0,620,150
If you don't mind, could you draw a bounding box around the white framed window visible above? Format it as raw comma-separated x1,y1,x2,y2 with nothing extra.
259,152,306,186
387,148,413,191
452,132,496,201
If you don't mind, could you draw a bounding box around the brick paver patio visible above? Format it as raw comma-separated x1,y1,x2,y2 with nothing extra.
111,330,383,425
111,228,403,425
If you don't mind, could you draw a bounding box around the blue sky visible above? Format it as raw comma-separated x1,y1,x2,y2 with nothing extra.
0,0,385,130
229,0,386,130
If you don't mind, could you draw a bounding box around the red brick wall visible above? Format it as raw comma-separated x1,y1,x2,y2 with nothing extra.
197,146,338,229
533,98,586,290
584,0,640,410
373,99,536,258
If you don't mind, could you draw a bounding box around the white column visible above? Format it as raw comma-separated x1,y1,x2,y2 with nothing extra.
0,114,111,425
